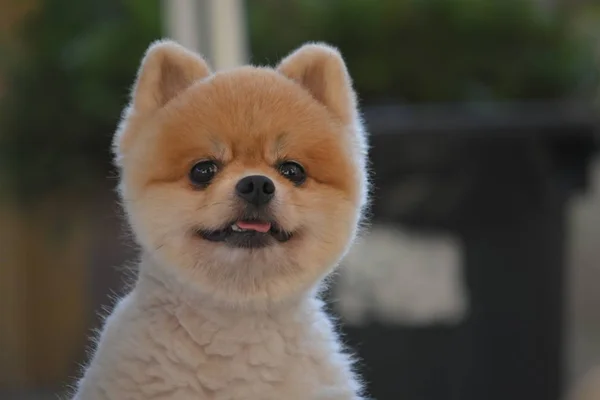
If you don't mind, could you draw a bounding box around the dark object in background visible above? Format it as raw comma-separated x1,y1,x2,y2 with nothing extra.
3,0,596,201
330,101,598,400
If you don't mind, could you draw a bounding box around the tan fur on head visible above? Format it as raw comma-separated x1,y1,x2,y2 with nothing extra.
113,40,368,309
278,43,370,216
132,40,211,114
277,43,358,125
114,40,212,160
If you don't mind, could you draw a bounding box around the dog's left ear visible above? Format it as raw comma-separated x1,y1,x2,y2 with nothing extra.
277,43,357,125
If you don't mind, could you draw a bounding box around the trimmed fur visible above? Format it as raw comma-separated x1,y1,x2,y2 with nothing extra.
73,39,369,400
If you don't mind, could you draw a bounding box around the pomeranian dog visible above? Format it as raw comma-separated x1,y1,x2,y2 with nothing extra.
72,39,369,400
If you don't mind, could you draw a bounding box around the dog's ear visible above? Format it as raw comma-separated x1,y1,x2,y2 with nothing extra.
130,39,212,114
277,43,357,124
114,40,211,165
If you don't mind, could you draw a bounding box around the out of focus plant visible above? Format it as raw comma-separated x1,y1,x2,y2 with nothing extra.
0,0,161,199
1,0,597,199
249,0,598,104
569,1,600,105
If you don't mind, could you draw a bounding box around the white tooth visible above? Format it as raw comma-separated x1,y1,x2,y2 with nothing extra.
231,224,248,232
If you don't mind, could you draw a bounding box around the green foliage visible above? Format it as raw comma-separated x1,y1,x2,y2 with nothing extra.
0,0,162,199
1,0,597,199
249,0,597,103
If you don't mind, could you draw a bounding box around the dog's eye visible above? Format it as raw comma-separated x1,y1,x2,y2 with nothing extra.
278,161,306,185
190,160,218,186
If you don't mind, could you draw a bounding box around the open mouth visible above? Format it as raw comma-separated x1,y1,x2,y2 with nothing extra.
197,220,293,249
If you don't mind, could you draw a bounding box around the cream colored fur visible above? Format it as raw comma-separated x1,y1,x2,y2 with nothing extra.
73,257,362,400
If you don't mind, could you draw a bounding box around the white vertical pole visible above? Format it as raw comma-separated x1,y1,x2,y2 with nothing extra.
161,0,202,53
162,0,249,70
207,0,249,70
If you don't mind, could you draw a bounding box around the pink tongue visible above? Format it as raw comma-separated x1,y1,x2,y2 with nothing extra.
236,221,272,233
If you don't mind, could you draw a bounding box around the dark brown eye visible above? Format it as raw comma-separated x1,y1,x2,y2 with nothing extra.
190,160,218,186
278,161,306,185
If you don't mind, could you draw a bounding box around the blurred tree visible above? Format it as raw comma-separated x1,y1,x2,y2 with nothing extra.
0,0,596,198
248,0,597,104
0,0,161,200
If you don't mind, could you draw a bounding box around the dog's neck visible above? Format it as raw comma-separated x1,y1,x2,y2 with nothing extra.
131,251,322,324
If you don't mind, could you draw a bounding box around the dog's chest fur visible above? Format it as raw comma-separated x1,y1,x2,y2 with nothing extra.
74,272,360,400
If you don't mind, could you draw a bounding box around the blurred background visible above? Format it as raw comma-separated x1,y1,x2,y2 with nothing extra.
1,0,600,399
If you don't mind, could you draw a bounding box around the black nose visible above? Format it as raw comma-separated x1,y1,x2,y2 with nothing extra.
235,175,275,206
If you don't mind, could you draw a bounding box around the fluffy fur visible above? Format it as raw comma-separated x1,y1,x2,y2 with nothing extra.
73,39,369,400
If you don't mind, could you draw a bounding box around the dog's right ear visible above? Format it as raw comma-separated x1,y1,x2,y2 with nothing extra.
130,39,212,114
114,40,211,165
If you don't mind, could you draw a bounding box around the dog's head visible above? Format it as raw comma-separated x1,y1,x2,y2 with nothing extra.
114,40,368,307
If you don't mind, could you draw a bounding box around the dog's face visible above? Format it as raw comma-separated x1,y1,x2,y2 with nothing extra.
115,41,368,306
